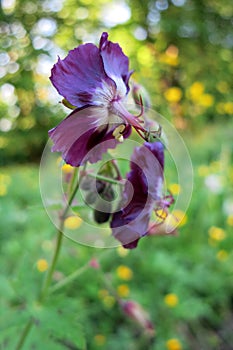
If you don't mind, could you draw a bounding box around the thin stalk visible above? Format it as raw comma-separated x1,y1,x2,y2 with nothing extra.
50,249,111,294
49,263,89,294
15,318,34,350
67,167,78,197
87,173,125,186
39,173,81,302
15,166,83,349
38,229,64,302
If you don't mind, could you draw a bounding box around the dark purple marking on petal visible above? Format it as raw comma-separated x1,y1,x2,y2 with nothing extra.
99,32,131,94
49,106,131,167
50,43,114,107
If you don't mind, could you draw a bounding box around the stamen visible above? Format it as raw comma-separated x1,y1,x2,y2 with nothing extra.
155,208,168,221
113,124,126,142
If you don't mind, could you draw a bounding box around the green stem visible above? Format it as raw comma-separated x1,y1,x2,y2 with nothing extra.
67,167,78,197
15,318,34,350
39,229,64,302
15,167,82,349
50,249,111,294
88,173,125,186
50,263,89,294
39,173,81,302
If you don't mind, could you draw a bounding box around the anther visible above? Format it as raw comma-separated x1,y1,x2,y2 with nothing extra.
112,124,126,142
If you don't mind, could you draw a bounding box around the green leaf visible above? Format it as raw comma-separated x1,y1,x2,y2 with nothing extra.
29,297,86,350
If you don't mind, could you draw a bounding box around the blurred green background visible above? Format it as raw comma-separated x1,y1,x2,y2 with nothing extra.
0,0,233,349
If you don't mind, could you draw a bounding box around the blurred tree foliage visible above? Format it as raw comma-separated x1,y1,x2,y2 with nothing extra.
0,0,232,165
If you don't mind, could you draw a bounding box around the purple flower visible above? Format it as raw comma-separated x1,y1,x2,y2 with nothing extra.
111,141,173,249
49,32,145,167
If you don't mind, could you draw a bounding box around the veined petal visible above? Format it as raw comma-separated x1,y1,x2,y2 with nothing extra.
50,43,114,107
99,32,132,97
49,106,131,167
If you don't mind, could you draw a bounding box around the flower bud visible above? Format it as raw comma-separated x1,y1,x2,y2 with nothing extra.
120,300,155,337
96,180,106,194
94,206,112,224
94,184,115,224
89,258,100,269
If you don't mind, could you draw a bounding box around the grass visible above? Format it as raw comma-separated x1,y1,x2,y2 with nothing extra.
0,121,233,350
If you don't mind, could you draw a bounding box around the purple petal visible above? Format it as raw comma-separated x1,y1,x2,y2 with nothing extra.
99,32,132,95
111,201,154,249
110,141,165,248
144,141,164,170
130,142,164,201
50,43,114,107
49,106,131,167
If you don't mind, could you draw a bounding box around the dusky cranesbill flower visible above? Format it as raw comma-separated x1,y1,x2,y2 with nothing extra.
110,141,173,249
49,32,145,167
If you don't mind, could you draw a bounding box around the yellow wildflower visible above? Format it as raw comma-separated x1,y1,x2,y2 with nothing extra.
159,45,179,66
117,284,130,298
187,82,204,100
164,293,179,307
169,183,180,195
223,102,233,114
64,216,83,230
208,226,225,241
166,45,179,59
94,334,106,346
36,259,48,272
216,250,228,261
164,87,183,103
117,265,133,280
198,94,214,107
166,338,182,350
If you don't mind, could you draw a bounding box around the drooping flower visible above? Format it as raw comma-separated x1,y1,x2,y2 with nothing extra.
110,141,173,249
49,32,146,167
